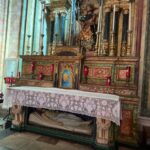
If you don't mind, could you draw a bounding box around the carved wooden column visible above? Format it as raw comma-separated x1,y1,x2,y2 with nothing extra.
127,30,132,56
11,105,23,126
121,9,129,56
102,7,111,56
109,6,120,56
60,12,67,45
48,15,55,55
96,118,112,144
127,3,132,56
51,12,59,55
95,1,103,56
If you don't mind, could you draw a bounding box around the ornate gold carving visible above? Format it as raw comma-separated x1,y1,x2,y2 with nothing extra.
123,8,129,14
11,105,23,126
127,30,132,56
121,41,127,56
95,32,102,56
109,32,116,56
96,118,112,144
102,40,109,56
104,6,111,12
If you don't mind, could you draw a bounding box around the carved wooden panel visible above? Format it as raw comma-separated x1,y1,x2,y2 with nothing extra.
120,109,133,136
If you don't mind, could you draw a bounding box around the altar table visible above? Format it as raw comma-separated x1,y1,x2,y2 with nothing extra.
3,86,120,145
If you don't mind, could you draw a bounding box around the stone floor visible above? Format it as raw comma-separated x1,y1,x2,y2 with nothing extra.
0,130,137,150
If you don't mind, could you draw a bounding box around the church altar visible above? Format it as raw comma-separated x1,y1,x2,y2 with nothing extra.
2,0,141,147
3,86,120,147
3,86,120,125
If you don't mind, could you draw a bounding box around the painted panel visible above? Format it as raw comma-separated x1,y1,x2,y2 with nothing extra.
114,64,135,84
120,109,133,136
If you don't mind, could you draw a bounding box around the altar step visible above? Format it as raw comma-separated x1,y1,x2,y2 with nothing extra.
0,130,144,150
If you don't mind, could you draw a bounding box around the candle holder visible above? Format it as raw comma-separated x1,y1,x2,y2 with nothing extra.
47,44,52,56
106,76,111,86
17,72,21,78
109,32,116,56
126,66,131,82
39,34,44,55
127,30,132,56
26,35,31,55
38,72,43,80
31,62,35,79
4,76,16,87
102,40,109,56
95,31,102,56
95,32,100,56
83,66,89,84
121,41,127,56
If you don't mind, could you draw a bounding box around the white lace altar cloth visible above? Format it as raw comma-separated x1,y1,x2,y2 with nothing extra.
3,86,120,125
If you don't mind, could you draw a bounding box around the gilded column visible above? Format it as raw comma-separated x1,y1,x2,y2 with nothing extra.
109,6,120,56
95,0,103,56
96,118,112,144
60,12,66,45
51,12,59,54
121,9,129,56
48,16,55,55
127,3,132,56
102,7,111,56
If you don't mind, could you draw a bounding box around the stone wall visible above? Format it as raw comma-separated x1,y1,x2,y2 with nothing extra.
0,0,22,91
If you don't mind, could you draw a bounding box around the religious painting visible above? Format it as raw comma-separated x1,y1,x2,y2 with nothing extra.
58,63,74,89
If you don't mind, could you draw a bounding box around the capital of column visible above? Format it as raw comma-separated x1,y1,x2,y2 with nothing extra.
60,11,67,17
53,10,67,16
104,6,111,12
113,6,120,12
49,13,55,21
123,8,129,14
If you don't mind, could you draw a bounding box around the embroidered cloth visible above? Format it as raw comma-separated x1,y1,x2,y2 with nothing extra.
3,86,120,125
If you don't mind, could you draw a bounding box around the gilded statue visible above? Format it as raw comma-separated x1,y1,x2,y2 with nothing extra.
78,1,99,51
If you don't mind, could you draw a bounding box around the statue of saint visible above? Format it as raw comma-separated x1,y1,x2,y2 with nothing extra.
79,2,99,51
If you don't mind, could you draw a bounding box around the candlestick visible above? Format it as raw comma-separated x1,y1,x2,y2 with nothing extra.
106,76,111,86
26,35,31,55
127,30,132,56
109,32,116,56
129,3,132,31
95,0,103,55
112,5,116,32
31,62,35,72
17,72,21,78
126,66,131,78
38,72,43,80
83,66,89,84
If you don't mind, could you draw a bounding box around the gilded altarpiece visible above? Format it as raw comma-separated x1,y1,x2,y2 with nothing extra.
8,0,144,148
